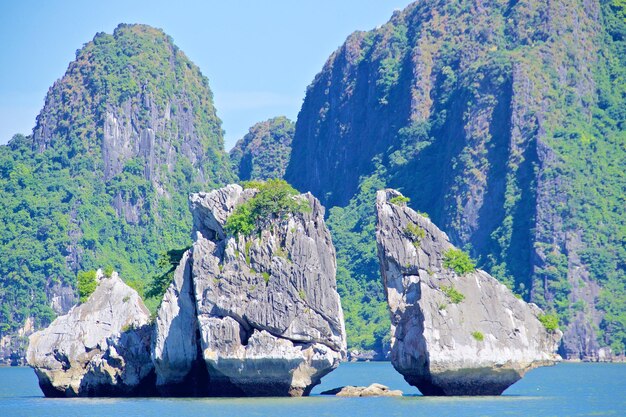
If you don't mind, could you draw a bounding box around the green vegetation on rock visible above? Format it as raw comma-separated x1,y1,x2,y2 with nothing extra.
440,285,465,304
0,24,234,337
404,222,426,248
538,313,560,333
285,0,626,357
103,266,114,278
77,270,97,303
471,331,484,342
225,179,310,236
443,249,476,276
389,195,410,206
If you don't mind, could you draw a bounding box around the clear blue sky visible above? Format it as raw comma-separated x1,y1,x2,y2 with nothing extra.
0,0,410,149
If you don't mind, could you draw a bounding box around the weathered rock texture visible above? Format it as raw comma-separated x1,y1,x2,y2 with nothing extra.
151,250,207,395
152,184,346,396
376,189,561,396
27,270,154,397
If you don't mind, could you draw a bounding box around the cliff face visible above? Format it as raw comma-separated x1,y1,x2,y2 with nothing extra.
229,116,294,181
152,184,346,396
286,0,626,359
33,24,233,213
376,189,561,395
0,24,235,345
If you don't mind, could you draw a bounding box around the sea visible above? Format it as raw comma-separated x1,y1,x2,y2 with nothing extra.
0,362,624,417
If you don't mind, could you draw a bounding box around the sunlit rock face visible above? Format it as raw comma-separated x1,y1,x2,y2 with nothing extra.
153,184,346,396
27,271,154,397
376,189,562,396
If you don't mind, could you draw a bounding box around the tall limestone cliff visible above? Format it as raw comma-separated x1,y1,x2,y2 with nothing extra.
229,116,294,181
285,0,626,359
0,24,235,350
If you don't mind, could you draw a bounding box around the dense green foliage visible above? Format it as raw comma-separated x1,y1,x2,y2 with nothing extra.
230,117,294,181
443,249,476,276
326,173,390,352
440,285,465,304
145,247,189,301
538,313,560,333
225,179,310,236
0,24,233,337
77,270,97,303
288,0,626,356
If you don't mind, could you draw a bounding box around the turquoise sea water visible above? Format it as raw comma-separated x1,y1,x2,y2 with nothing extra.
0,362,624,417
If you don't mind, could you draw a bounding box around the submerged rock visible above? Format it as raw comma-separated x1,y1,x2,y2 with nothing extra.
153,184,346,396
321,383,403,397
27,270,154,397
376,189,561,396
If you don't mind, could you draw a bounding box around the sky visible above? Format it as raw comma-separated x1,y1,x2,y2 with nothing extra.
0,0,410,150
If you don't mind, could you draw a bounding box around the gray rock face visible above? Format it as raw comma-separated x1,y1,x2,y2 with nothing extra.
27,271,154,397
154,184,346,396
151,250,205,395
376,189,562,396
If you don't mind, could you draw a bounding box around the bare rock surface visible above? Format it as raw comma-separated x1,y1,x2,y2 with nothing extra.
376,189,562,396
321,383,403,397
153,184,346,396
27,270,154,397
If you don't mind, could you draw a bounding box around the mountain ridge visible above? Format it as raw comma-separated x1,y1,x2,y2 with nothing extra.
0,23,234,356
285,0,626,359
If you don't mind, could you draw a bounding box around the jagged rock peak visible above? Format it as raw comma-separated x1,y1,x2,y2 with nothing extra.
376,189,562,396
153,183,347,396
27,270,154,397
31,22,233,203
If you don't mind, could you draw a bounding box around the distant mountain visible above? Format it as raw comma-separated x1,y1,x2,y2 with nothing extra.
229,116,294,181
0,24,234,349
286,0,626,359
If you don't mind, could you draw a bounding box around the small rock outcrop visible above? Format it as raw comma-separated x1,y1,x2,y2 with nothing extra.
27,270,154,397
153,183,347,396
376,189,562,396
321,383,403,397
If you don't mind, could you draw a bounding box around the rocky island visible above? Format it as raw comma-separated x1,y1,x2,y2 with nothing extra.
26,270,154,397
376,189,562,395
27,182,347,397
154,182,346,396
